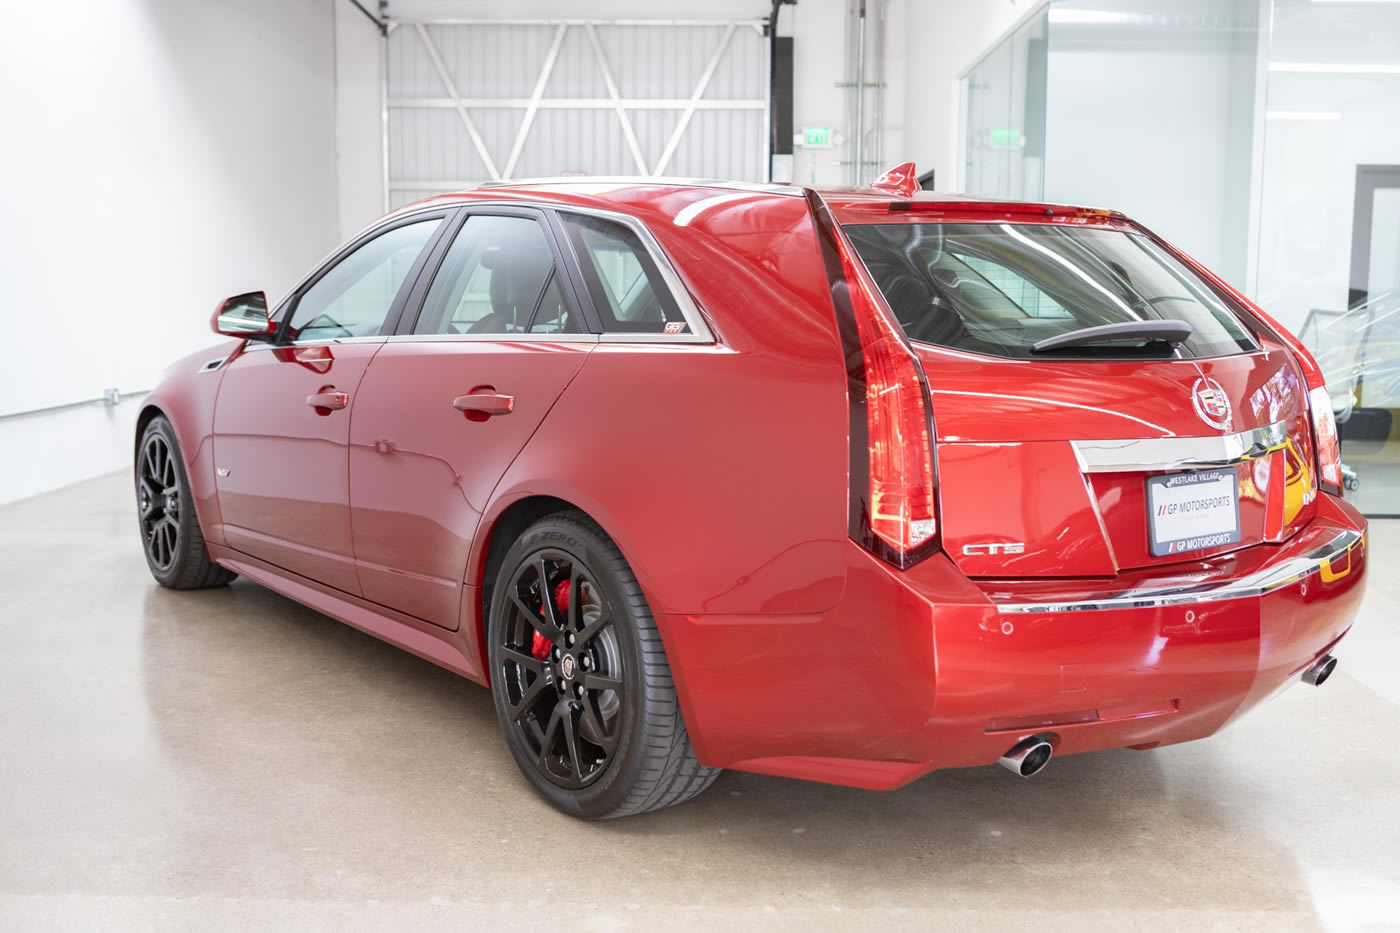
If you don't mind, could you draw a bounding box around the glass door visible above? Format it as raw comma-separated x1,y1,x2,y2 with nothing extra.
1338,165,1400,517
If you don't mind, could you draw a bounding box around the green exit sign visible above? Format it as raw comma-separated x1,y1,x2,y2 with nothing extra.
989,127,1022,149
803,127,833,148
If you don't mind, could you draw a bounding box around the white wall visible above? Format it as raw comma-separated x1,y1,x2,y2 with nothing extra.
336,1,388,239
0,0,339,505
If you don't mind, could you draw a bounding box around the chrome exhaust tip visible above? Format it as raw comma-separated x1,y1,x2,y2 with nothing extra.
998,736,1054,778
1303,654,1338,686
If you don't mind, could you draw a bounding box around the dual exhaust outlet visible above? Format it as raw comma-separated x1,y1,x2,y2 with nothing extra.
997,655,1339,778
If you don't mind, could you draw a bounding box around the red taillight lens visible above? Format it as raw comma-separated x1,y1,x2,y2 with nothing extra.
836,239,939,558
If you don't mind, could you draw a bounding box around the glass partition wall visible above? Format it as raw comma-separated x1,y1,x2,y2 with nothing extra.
1256,0,1400,516
961,8,1049,201
960,0,1400,516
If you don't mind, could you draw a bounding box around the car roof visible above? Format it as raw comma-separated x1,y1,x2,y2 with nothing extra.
389,177,1129,226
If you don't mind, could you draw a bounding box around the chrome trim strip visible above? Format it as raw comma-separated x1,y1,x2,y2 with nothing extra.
991,528,1363,614
240,336,388,353
384,333,599,344
1071,421,1288,474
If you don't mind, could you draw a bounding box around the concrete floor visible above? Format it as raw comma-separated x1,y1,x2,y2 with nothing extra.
1,473,1398,932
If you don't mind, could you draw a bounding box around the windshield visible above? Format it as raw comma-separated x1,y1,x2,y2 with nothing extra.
843,223,1258,360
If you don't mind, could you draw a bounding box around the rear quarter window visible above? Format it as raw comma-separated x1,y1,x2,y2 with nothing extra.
843,222,1257,360
559,213,691,335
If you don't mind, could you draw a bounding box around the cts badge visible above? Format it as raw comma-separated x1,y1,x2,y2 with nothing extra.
962,542,1026,556
1192,377,1232,430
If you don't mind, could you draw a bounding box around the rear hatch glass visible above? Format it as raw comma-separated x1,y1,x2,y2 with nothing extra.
843,222,1258,360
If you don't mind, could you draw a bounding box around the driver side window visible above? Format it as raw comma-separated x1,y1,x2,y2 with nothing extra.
288,218,442,342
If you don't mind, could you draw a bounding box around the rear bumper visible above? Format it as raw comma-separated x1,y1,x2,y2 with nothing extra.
661,494,1367,790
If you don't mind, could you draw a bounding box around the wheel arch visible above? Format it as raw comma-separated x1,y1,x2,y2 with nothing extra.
134,403,166,465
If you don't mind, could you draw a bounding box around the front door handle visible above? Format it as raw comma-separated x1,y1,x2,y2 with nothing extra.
453,392,514,419
307,389,349,413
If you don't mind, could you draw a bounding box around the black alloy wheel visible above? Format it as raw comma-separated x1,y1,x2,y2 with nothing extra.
498,549,625,789
488,513,718,819
135,416,235,589
138,431,182,573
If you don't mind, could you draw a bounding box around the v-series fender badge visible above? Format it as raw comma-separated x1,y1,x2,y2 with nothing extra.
962,542,1026,556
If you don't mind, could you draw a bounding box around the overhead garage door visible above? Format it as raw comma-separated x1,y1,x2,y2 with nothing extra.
385,18,769,208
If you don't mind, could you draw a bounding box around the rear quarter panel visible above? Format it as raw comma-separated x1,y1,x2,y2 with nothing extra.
475,191,851,619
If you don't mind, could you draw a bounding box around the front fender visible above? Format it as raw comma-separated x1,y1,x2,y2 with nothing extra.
139,339,244,547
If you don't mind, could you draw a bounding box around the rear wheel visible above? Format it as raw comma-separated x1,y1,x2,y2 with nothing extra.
487,512,717,819
136,416,235,589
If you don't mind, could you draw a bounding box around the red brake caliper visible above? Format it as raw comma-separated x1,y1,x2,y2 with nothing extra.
529,579,572,660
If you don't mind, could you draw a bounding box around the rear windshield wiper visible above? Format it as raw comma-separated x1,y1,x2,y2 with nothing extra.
1031,320,1193,354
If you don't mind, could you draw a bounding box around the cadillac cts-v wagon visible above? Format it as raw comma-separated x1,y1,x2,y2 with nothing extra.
135,164,1367,818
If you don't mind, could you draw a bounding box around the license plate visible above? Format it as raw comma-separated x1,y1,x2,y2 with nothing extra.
1146,468,1241,557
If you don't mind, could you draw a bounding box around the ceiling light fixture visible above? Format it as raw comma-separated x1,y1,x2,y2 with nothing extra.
1265,110,1343,119
1269,61,1400,73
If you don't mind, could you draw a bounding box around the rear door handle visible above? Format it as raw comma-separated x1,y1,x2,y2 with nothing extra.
453,392,514,417
307,389,349,412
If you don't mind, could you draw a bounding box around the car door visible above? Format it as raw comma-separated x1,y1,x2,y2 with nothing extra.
213,210,452,593
347,207,597,629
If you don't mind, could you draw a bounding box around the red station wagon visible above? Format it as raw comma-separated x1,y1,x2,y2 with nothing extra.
136,164,1368,819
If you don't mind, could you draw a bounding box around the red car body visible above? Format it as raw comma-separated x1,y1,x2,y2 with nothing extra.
140,175,1367,791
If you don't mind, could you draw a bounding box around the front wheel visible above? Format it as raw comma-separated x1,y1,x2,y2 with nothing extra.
487,512,718,819
136,416,235,589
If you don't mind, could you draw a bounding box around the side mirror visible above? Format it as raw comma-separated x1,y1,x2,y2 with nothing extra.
212,291,274,338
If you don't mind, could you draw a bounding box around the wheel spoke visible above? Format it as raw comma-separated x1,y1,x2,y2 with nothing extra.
566,567,581,631
138,478,158,518
580,694,618,754
536,700,565,767
500,645,544,674
510,675,551,723
575,611,609,650
537,556,565,632
142,440,160,482
583,672,622,693
526,716,547,748
510,592,561,642
561,703,584,777
161,519,178,565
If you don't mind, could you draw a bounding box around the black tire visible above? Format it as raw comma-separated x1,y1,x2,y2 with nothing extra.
487,512,718,819
136,416,236,590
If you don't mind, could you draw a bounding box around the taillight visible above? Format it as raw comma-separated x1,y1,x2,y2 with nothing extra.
836,246,939,557
1308,385,1343,494
805,189,939,568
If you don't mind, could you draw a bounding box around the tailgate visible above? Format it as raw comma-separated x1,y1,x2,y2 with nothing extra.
922,345,1319,577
